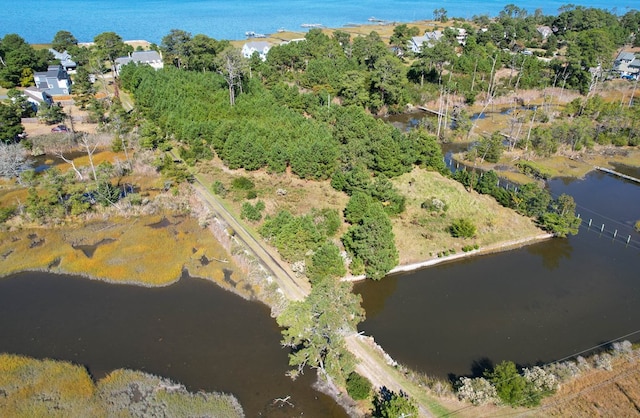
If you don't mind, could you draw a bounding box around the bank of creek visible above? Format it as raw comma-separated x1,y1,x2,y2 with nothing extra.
356,167,640,380
2,132,639,417
0,271,347,417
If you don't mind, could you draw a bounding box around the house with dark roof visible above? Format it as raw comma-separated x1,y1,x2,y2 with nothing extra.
115,50,164,75
33,65,72,96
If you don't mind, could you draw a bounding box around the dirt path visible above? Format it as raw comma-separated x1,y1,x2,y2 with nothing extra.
346,333,438,417
190,178,310,302
188,171,442,416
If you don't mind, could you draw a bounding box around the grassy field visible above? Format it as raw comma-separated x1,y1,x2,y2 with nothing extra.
391,167,544,265
0,354,244,417
195,159,546,269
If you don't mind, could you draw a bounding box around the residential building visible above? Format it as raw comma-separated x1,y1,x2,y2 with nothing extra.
23,87,54,107
613,51,640,79
241,41,271,61
115,50,164,74
536,26,553,39
33,65,72,96
49,49,77,73
408,31,443,53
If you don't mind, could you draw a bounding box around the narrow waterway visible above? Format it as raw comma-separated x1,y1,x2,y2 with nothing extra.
356,169,640,380
0,271,347,417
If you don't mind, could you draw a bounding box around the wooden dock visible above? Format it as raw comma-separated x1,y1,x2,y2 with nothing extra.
417,106,445,117
595,166,640,184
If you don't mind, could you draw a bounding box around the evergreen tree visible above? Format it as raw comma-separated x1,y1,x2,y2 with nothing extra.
342,198,398,280
277,277,364,385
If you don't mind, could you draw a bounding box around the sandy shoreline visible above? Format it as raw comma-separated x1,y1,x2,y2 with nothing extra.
344,232,554,282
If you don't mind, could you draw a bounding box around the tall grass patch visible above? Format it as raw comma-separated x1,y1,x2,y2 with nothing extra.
391,167,542,264
0,354,244,417
0,214,235,288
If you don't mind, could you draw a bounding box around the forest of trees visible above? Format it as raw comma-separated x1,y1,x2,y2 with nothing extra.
1,5,639,407
3,4,634,299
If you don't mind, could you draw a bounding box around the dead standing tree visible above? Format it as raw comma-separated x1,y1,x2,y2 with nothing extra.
50,133,100,183
216,47,249,106
0,143,33,183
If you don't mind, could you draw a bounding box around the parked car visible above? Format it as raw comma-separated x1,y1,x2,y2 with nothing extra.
51,125,69,133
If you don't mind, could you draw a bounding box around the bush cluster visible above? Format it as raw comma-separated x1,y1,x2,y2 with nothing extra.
345,371,372,400
457,341,639,408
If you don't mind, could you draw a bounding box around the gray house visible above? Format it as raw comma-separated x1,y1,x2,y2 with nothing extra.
115,50,164,75
241,41,271,61
49,49,77,73
33,65,72,95
613,51,640,79
408,31,443,53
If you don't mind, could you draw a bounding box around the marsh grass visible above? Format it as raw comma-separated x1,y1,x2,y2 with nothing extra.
0,354,244,418
391,167,542,265
0,353,97,417
458,146,640,181
0,213,241,291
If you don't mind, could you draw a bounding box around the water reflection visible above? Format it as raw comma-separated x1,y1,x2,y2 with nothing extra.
526,238,573,271
356,171,640,379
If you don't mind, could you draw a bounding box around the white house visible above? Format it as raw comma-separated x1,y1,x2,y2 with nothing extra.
408,31,443,53
23,87,54,107
33,65,72,95
115,50,164,74
536,26,553,39
453,28,467,45
241,41,271,61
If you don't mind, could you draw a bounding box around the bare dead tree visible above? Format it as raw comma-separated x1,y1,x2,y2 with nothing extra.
79,133,99,183
0,143,32,183
216,48,248,106
53,150,84,180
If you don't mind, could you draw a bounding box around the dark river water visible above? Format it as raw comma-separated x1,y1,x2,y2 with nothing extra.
355,167,640,380
2,111,638,414
0,272,346,417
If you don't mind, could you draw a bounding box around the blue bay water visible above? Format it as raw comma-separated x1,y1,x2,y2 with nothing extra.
1,0,624,45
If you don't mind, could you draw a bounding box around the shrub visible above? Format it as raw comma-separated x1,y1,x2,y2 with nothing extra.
346,372,372,400
523,366,558,393
421,197,448,213
95,182,122,207
0,206,15,223
372,387,418,418
485,361,529,406
246,189,257,199
212,180,227,197
126,193,143,206
611,340,633,358
231,176,254,190
313,208,341,237
593,353,613,371
448,218,476,238
240,200,264,222
457,377,498,406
